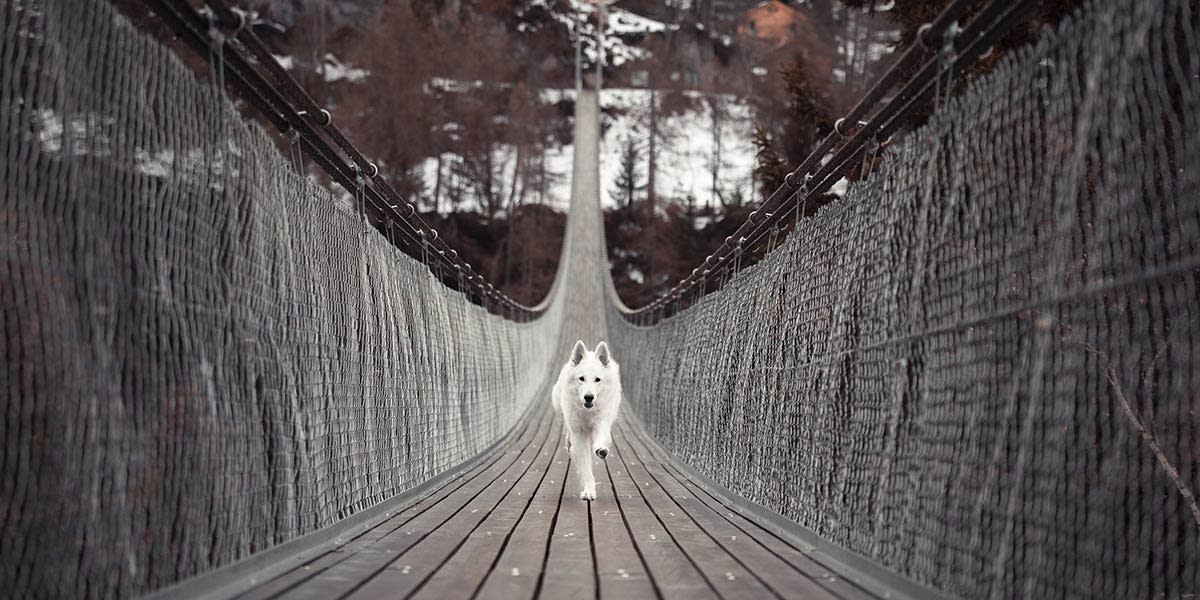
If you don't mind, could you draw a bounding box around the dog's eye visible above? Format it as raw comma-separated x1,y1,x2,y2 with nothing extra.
578,376,585,382
594,377,601,382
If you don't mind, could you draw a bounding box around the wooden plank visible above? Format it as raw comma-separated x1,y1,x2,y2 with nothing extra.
623,421,877,600
236,551,345,600
274,409,553,598
611,427,773,600
589,453,658,600
238,412,545,600
617,421,846,600
238,405,894,600
407,415,563,600
538,451,596,600
346,412,557,599
604,432,717,600
473,421,571,599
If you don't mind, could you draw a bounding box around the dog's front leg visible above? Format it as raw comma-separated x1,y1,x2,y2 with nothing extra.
571,433,597,501
593,424,612,460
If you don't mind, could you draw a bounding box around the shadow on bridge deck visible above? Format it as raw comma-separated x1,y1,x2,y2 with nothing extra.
219,404,891,600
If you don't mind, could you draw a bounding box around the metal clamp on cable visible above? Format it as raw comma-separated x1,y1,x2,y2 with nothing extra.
202,0,248,35
217,6,246,35
298,108,332,127
834,117,863,137
228,7,247,35
916,22,936,50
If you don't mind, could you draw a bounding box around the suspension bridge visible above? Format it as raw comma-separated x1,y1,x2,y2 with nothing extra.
2,0,1198,598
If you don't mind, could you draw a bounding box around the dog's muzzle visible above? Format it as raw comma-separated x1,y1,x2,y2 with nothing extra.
583,394,594,409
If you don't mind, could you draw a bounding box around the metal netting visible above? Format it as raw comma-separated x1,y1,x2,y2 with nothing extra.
0,0,567,595
610,0,1200,596
4,0,1200,596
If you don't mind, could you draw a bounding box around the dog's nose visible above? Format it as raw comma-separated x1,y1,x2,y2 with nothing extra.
583,394,594,402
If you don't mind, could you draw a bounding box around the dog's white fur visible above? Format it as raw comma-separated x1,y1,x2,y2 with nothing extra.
551,340,622,500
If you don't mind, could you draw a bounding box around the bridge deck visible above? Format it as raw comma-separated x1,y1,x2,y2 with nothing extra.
234,405,879,600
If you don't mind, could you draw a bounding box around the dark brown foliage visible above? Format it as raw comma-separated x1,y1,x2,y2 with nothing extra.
606,200,754,307
752,57,834,201
427,204,567,307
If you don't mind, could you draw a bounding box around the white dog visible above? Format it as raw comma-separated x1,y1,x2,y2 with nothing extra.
551,340,622,500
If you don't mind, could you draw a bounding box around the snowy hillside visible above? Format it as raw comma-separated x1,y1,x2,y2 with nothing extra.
415,88,757,213
599,88,757,210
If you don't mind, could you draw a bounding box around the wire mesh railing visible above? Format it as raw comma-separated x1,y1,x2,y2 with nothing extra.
618,0,1045,324
609,0,1200,596
3,0,1198,597
0,0,565,595
148,0,544,321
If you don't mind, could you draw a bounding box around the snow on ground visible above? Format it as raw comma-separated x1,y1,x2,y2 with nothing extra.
542,3,673,67
321,53,369,83
270,53,368,83
607,9,671,35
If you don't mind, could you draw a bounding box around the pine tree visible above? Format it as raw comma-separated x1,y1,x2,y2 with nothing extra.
780,58,834,170
752,124,786,199
752,57,833,200
610,138,643,208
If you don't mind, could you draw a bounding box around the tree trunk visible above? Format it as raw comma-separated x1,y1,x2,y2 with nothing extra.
501,187,516,286
483,143,496,224
711,96,725,208
647,87,658,209
507,143,522,213
433,152,443,213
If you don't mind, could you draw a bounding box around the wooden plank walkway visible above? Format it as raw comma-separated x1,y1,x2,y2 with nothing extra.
235,406,885,600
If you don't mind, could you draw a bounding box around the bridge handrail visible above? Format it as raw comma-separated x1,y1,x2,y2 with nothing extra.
149,0,547,321
618,0,1036,325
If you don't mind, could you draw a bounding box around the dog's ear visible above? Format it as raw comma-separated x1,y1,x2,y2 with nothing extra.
571,340,587,365
595,341,611,367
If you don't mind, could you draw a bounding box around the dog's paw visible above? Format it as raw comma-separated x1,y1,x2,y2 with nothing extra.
579,486,597,501
595,447,608,460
